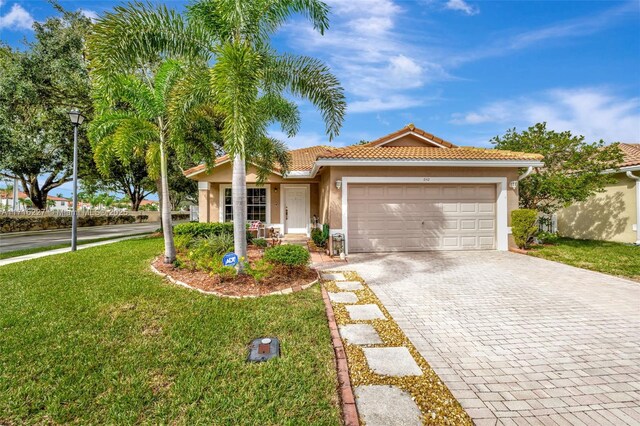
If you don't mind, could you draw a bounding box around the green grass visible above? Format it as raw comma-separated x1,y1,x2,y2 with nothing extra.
0,234,151,260
529,237,640,281
0,238,340,425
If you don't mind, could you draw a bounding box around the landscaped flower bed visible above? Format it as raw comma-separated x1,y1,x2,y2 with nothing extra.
157,223,318,297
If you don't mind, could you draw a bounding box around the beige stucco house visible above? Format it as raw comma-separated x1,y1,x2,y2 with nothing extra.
557,143,640,244
185,125,543,253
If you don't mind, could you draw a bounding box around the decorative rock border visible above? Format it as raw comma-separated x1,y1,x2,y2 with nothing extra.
149,259,318,299
321,285,360,426
322,271,473,426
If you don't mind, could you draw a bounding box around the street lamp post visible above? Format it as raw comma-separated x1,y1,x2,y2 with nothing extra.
68,109,85,251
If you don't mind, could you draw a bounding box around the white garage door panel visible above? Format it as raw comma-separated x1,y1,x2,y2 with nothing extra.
348,184,496,252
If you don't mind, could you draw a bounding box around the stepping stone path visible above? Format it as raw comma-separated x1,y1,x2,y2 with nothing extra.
322,272,346,281
346,304,385,320
339,324,383,345
328,292,358,304
363,347,422,377
336,281,363,291
324,272,423,424
355,385,422,426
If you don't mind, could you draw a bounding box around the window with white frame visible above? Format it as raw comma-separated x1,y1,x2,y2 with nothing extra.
223,187,267,222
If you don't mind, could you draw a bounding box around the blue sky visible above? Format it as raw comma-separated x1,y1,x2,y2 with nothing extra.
1,0,639,196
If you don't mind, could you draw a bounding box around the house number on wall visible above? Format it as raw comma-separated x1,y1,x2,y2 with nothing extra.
423,178,431,182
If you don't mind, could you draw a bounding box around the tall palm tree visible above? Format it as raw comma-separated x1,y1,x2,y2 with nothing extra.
88,0,345,270
88,60,217,263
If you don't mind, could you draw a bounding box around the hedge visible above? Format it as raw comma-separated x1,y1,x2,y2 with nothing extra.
0,214,145,233
263,244,310,267
171,213,190,221
511,209,538,249
173,222,234,238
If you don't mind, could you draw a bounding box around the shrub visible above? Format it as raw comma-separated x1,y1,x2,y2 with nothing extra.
537,231,559,245
187,234,234,271
311,223,330,247
174,234,195,251
174,222,234,238
136,215,149,223
245,259,273,282
263,244,310,267
0,214,139,233
253,238,268,248
512,209,538,249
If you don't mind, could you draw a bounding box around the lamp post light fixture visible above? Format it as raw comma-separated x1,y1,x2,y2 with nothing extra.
68,109,86,251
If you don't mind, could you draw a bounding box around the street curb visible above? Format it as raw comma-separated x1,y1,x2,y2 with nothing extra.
321,285,360,426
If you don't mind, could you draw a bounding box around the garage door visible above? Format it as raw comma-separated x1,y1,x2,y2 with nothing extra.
348,184,496,252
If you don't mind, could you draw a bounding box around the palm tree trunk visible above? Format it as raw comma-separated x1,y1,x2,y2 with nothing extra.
232,153,247,272
159,140,176,263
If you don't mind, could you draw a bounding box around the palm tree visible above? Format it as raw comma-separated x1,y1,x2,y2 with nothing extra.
87,1,345,270
88,60,217,263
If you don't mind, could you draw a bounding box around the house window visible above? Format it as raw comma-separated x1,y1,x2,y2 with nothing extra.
223,187,267,222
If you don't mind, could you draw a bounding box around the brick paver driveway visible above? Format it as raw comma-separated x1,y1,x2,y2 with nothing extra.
339,251,640,425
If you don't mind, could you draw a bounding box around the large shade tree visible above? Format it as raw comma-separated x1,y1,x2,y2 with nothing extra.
87,0,346,271
0,8,93,210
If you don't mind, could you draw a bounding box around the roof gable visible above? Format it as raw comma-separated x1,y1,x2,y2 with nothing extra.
363,124,457,148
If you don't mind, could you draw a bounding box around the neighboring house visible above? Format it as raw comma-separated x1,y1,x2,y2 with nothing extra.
557,143,640,244
0,190,28,211
185,125,543,253
47,195,72,211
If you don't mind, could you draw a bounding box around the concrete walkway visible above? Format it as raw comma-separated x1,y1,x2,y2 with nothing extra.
0,235,148,267
334,251,640,425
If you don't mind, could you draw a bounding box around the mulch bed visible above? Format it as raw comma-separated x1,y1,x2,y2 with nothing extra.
152,248,318,297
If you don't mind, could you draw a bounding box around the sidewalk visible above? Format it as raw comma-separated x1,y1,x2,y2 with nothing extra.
0,235,147,267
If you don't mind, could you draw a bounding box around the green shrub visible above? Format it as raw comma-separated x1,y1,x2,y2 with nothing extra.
171,213,190,221
174,234,195,251
0,214,139,233
253,238,268,248
187,234,235,271
512,209,538,249
245,259,273,282
311,223,330,247
174,222,234,238
263,244,310,267
537,231,559,245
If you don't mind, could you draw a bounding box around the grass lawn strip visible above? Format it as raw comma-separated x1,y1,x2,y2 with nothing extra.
528,238,640,281
0,237,341,425
324,272,472,426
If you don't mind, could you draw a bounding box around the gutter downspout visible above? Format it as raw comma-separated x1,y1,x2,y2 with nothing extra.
518,166,534,181
626,171,640,245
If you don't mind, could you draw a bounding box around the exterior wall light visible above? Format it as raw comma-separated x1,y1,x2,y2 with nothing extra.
509,180,518,189
335,180,342,189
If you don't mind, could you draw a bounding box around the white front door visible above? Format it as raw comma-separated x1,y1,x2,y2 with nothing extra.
285,186,308,234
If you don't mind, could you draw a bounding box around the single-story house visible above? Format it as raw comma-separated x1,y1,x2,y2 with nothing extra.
557,143,640,244
185,125,543,253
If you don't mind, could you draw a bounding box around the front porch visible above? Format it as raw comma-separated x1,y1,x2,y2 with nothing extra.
197,179,321,238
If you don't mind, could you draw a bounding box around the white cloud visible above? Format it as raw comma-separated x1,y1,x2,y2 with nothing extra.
444,0,478,16
448,1,636,66
79,9,99,22
450,87,640,143
286,0,449,113
0,3,34,30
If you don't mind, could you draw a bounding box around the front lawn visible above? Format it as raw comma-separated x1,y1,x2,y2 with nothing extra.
529,237,640,281
0,238,340,425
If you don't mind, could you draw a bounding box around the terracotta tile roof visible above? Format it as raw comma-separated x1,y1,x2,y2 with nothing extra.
0,190,28,199
619,143,640,168
184,145,339,176
316,146,544,162
362,124,458,148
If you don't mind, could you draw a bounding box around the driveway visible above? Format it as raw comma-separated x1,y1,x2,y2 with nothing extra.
338,251,640,425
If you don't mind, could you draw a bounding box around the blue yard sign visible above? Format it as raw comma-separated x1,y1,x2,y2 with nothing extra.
222,252,239,267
